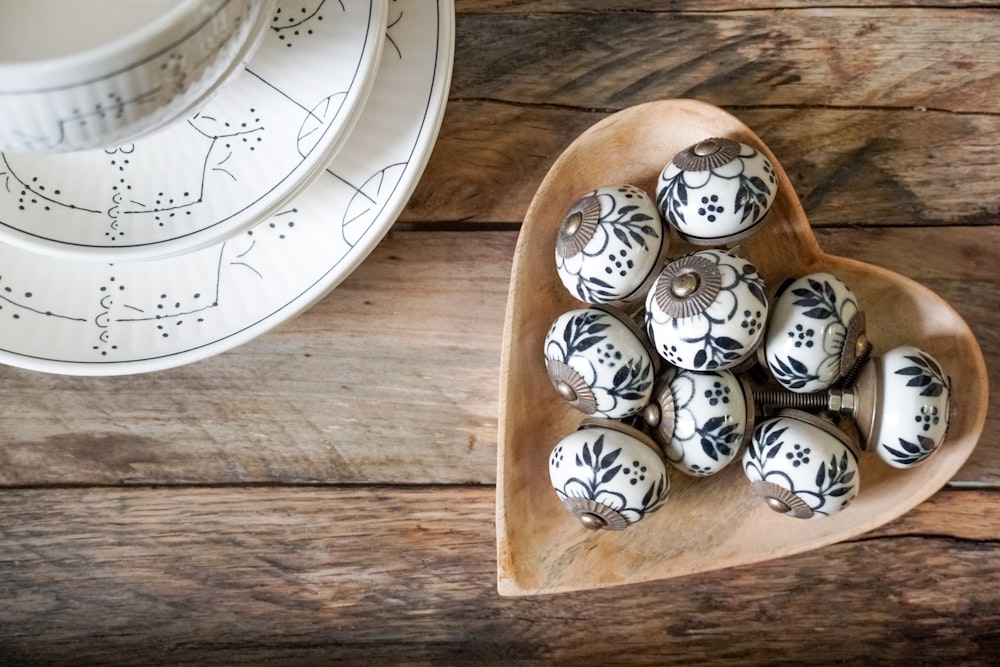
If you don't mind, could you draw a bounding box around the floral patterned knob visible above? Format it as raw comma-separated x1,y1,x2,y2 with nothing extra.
644,249,768,371
643,367,754,477
753,344,952,470
862,345,952,469
548,419,670,530
656,137,777,245
742,410,860,519
544,306,658,419
765,273,872,393
555,185,668,304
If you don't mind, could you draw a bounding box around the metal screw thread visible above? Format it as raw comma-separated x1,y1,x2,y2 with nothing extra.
838,339,874,389
754,388,859,417
753,390,831,412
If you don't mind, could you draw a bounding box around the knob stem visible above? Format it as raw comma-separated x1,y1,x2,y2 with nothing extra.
752,387,859,417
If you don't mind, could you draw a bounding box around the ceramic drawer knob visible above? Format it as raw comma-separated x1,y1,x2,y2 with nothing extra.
871,345,952,468
642,367,754,477
656,137,777,245
645,249,768,371
544,306,658,419
753,345,952,469
742,410,860,519
555,185,668,304
548,419,670,530
765,273,871,393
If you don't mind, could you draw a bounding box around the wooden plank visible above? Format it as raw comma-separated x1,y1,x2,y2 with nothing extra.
0,5,994,665
2,485,1000,664
814,226,1000,284
403,103,1000,229
0,231,515,487
409,8,1000,226
0,227,995,487
449,9,1000,112
457,1,1000,12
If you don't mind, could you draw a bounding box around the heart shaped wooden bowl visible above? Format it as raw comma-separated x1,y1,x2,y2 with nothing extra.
496,99,988,596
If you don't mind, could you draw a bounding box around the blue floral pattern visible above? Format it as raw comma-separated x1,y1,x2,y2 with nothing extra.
894,350,948,398
881,434,939,468
555,185,665,304
645,249,767,371
743,417,859,518
544,308,655,418
766,274,860,392
656,142,776,243
877,348,951,468
549,431,668,525
662,368,747,477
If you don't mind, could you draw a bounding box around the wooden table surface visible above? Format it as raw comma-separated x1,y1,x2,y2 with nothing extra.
3,1,999,663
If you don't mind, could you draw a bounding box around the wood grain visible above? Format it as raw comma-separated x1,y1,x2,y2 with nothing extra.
2,0,998,661
0,231,514,487
0,228,995,487
457,1,1000,12
3,485,1000,664
451,9,1000,112
405,103,1000,229
405,0,1000,229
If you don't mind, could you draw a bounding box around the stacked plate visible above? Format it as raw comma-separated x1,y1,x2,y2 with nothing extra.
0,0,454,375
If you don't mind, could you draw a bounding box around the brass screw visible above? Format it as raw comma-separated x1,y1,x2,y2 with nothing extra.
693,138,722,156
671,271,701,298
766,497,792,514
578,512,608,530
555,379,578,403
563,211,583,236
753,388,858,416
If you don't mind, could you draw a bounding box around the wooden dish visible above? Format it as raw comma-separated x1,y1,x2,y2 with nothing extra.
496,99,988,596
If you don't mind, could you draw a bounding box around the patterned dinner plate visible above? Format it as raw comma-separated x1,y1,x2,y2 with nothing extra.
0,0,453,374
0,0,386,262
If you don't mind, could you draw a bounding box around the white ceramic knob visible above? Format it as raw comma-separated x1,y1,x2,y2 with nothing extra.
644,367,753,477
555,185,668,304
765,273,871,393
656,137,777,245
869,345,951,468
645,249,768,371
752,344,952,470
548,419,670,530
742,410,860,519
544,306,658,419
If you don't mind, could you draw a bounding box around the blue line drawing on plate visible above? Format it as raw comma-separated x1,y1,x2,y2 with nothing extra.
0,0,376,254
332,0,408,247
270,0,338,46
0,1,249,153
93,207,301,355
87,0,410,355
0,0,448,371
0,275,86,323
337,164,407,246
384,0,404,58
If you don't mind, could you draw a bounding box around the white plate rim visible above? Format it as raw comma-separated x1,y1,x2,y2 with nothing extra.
0,0,387,262
0,0,454,376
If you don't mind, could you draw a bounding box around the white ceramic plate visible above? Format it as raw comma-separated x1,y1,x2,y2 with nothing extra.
0,0,386,262
0,0,453,375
